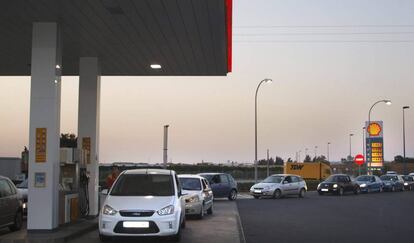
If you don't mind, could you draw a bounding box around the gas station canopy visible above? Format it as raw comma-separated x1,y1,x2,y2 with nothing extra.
0,0,232,76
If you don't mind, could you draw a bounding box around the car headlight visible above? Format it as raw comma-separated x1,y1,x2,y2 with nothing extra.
102,205,117,216
333,184,338,188
157,205,174,216
22,202,27,209
404,182,408,186
185,195,200,203
360,184,367,188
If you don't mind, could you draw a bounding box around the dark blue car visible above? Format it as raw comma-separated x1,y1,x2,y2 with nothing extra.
380,174,405,192
198,173,238,200
355,175,383,193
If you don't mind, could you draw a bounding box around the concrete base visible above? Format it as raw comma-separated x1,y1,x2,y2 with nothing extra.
0,218,97,243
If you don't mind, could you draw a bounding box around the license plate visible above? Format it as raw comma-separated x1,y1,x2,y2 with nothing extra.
254,190,262,193
321,189,329,192
123,221,149,228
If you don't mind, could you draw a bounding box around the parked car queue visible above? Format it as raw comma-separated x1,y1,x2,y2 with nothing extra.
98,169,238,242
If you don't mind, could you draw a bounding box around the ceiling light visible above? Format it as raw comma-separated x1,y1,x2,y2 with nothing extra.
150,64,162,69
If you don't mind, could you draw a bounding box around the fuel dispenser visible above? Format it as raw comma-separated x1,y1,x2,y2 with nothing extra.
59,148,89,224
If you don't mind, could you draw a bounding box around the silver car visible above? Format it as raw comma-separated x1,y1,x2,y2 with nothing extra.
178,175,213,219
250,174,307,199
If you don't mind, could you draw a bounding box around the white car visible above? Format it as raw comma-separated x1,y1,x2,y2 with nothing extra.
99,169,186,242
178,175,214,219
250,174,307,199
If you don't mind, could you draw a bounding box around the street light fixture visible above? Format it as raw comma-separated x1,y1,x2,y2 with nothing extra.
254,78,272,183
367,99,392,172
403,106,410,174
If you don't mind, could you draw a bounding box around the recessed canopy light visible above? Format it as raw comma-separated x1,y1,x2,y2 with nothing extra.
150,64,162,69
56,64,61,69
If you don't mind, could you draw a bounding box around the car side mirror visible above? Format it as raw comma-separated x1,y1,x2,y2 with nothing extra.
101,189,108,195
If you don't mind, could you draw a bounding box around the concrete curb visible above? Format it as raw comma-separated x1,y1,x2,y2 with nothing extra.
0,219,98,243
235,202,246,243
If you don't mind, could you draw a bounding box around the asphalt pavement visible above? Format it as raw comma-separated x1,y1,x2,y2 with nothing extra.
237,190,414,243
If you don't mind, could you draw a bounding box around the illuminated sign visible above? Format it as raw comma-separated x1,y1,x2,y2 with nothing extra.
366,121,384,168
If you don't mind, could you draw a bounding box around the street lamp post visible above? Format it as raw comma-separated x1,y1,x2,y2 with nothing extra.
254,78,272,183
403,106,410,174
349,133,354,159
327,142,331,162
367,99,392,173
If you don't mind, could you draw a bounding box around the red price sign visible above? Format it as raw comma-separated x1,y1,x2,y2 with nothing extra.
354,154,365,166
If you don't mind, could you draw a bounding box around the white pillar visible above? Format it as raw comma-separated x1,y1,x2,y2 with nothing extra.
78,57,100,216
27,22,62,230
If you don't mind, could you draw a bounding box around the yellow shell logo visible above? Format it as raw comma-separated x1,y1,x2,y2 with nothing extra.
368,123,382,136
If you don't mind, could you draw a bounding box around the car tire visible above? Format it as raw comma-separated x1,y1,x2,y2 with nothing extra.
207,205,213,215
379,186,383,193
181,216,186,229
354,187,361,195
273,189,282,199
391,186,395,192
253,196,260,199
338,187,344,196
318,191,324,196
197,204,204,219
9,211,22,231
99,234,111,242
169,226,182,242
299,188,306,198
228,189,237,201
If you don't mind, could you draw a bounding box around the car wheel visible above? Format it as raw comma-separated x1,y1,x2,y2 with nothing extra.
338,187,344,196
197,204,204,219
9,211,22,231
379,186,383,193
169,226,182,242
99,234,111,242
181,216,186,229
273,189,282,199
207,205,213,215
391,186,395,192
401,186,405,192
354,187,361,195
318,191,324,196
228,189,237,201
299,188,306,198
253,196,260,199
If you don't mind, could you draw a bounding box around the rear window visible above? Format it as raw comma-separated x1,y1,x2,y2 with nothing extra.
110,174,174,196
179,178,201,191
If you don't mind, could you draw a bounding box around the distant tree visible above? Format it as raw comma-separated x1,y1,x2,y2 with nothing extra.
304,155,312,162
60,133,77,148
394,155,403,163
275,156,284,165
287,158,293,162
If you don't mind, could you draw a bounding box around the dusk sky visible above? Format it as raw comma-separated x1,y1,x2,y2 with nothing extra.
1,0,414,164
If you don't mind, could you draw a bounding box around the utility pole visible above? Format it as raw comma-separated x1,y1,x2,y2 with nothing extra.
163,125,169,169
267,149,270,177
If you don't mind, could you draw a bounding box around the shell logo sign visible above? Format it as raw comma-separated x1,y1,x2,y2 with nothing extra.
368,122,382,136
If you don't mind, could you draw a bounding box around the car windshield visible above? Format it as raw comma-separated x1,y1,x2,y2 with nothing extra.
262,176,283,183
179,178,201,191
324,176,340,182
402,176,413,181
17,179,28,188
356,176,372,182
380,175,397,181
110,174,174,196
